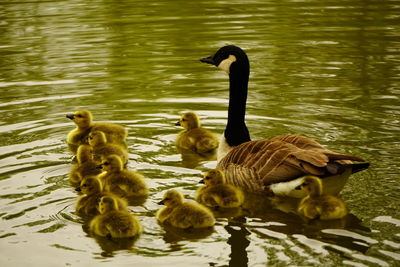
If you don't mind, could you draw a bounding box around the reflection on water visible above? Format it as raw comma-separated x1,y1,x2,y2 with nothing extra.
1,0,399,266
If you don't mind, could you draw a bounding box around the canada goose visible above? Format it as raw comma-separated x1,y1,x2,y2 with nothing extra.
175,112,218,154
88,130,128,165
297,176,348,220
200,45,369,198
156,189,215,229
66,109,127,154
89,195,142,238
97,155,149,200
69,144,102,187
196,169,244,208
75,176,127,218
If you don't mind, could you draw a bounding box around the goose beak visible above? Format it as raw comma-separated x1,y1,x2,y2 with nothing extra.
200,55,216,65
66,114,74,120
199,179,205,184
175,121,181,126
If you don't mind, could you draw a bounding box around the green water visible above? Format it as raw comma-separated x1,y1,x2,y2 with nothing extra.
1,0,399,266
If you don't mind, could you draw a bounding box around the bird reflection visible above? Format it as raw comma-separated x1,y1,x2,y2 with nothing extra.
176,146,217,168
225,222,251,267
241,192,371,254
159,224,214,243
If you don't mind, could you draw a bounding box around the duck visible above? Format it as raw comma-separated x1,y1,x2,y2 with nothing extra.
75,175,127,218
89,195,142,238
200,45,370,198
175,112,218,154
88,130,129,165
69,144,102,187
66,109,127,154
97,155,149,201
297,176,348,220
195,169,244,209
156,189,215,229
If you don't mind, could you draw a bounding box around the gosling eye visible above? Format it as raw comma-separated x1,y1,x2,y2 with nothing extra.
103,162,110,166
76,114,83,118
82,183,88,187
163,197,170,201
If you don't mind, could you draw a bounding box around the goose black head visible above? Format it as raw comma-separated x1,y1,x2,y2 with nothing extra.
200,45,249,75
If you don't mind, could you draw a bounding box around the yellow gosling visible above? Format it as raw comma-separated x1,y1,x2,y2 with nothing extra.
175,112,218,154
69,144,102,187
89,195,142,238
297,176,348,220
195,169,244,208
98,155,149,199
66,109,127,154
88,130,128,165
156,189,215,229
75,176,127,218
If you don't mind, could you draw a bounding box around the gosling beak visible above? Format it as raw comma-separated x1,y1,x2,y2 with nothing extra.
200,55,216,65
96,164,103,169
295,184,302,190
75,186,81,192
175,121,181,126
66,114,74,120
158,200,164,205
199,179,205,184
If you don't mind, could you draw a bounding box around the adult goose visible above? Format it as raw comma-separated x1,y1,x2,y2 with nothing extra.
200,45,369,198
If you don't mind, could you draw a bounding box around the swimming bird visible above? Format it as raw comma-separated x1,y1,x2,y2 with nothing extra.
175,112,218,154
196,169,244,208
88,130,128,165
66,109,127,154
75,176,127,218
97,155,149,201
297,176,348,220
89,195,142,238
156,189,215,229
200,45,369,198
69,144,102,187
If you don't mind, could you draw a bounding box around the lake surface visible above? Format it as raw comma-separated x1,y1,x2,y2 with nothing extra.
1,0,399,266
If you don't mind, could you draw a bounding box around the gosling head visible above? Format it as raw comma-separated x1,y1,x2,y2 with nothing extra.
175,112,200,130
76,144,93,164
88,131,107,146
299,176,323,197
66,110,93,129
200,169,226,186
98,195,119,214
200,45,249,76
96,154,123,172
75,176,103,194
158,190,184,207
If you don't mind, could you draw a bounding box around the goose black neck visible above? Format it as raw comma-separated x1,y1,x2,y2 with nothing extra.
225,63,251,146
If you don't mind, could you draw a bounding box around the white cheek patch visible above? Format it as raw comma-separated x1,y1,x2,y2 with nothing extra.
218,55,237,74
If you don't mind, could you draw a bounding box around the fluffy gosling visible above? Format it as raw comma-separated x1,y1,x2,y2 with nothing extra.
196,169,244,208
69,144,102,187
156,189,215,229
98,155,149,200
89,195,142,238
88,130,128,165
297,176,348,220
175,112,218,154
